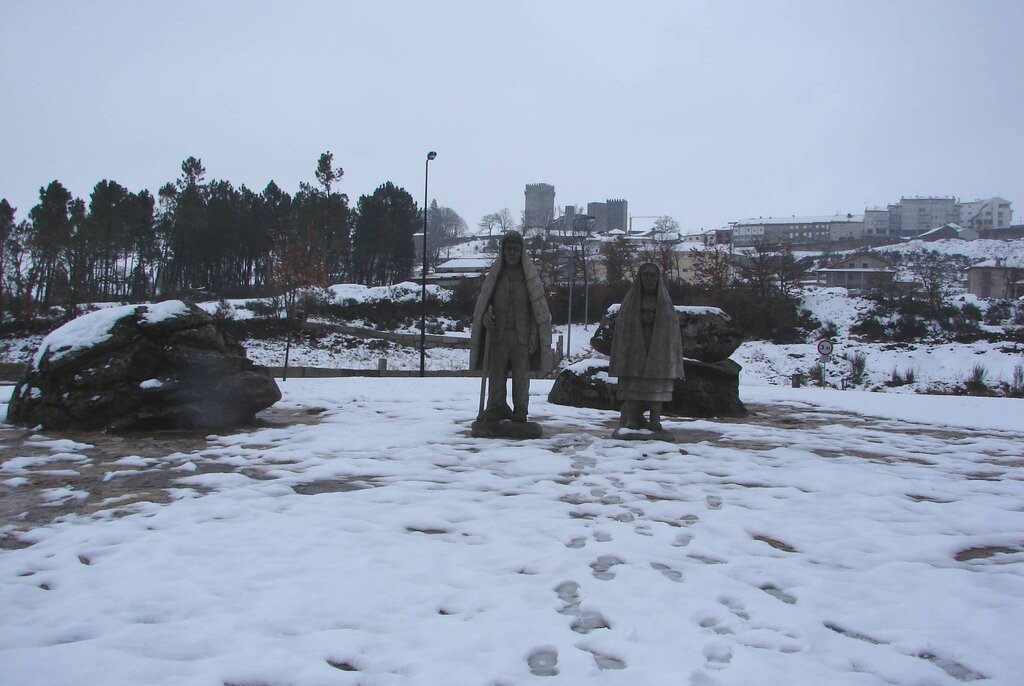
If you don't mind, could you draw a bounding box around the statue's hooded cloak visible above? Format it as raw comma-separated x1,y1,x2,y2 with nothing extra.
608,263,683,381
469,232,552,372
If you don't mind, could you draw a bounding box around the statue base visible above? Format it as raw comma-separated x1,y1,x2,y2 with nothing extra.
471,419,544,439
611,427,676,443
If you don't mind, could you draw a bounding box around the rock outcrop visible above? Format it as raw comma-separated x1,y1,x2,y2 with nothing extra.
6,301,281,431
547,305,746,418
548,358,746,418
589,305,742,362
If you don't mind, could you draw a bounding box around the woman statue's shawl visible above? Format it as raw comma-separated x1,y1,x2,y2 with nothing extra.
608,266,683,381
469,250,553,372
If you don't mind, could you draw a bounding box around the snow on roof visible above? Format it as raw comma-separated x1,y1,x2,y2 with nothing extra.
917,224,969,239
815,267,897,273
426,271,484,280
732,214,861,226
435,257,491,271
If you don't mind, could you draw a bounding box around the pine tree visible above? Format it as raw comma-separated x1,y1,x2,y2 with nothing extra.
0,199,16,312
352,182,419,286
28,181,76,307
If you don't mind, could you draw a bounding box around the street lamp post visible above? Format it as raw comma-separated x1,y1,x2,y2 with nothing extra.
420,151,437,377
563,248,574,359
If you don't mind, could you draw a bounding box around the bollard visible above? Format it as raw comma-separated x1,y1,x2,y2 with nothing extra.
791,373,803,388
378,357,387,375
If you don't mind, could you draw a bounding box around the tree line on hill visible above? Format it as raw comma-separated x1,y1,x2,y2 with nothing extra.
0,153,467,319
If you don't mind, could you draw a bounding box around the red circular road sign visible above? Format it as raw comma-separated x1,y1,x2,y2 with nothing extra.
817,339,834,356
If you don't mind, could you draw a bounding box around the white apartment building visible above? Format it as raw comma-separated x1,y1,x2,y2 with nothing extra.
863,207,891,237
958,197,1013,231
730,215,864,246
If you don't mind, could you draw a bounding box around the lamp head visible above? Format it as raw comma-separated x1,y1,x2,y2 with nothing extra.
427,151,437,161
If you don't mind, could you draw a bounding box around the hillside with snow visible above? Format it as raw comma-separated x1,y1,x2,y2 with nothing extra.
2,238,1022,396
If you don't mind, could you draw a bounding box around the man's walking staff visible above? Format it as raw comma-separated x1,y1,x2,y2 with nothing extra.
477,306,493,420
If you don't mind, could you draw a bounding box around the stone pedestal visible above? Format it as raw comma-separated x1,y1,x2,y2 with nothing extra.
611,427,676,442
471,419,544,439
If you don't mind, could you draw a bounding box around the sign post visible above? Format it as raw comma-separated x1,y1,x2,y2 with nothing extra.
816,339,834,388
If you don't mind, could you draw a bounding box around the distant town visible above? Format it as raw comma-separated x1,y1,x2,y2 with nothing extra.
518,182,1016,246
425,183,1021,302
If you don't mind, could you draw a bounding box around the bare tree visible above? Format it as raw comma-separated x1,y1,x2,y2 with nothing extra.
775,243,808,296
426,200,468,264
652,215,679,236
736,242,808,297
600,236,636,287
902,248,965,313
478,208,515,236
736,242,778,298
690,245,734,301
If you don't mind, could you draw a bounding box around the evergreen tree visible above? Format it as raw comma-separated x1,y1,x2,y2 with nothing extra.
0,199,16,312
315,151,343,195
164,157,209,293
28,181,77,306
253,181,292,290
85,180,132,299
352,182,419,286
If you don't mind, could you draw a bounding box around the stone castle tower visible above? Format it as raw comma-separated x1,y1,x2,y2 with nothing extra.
524,183,555,229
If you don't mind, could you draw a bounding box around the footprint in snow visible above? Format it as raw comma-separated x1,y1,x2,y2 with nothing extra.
717,596,750,620
650,561,684,582
526,647,559,677
571,609,610,634
590,554,625,580
703,642,733,670
673,533,694,547
579,647,626,670
760,584,797,604
697,614,734,636
554,581,611,634
554,580,581,615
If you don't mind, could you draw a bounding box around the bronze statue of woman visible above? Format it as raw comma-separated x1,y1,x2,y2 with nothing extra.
608,262,683,437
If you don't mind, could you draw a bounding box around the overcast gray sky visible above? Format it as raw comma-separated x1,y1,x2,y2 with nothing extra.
2,1,1022,233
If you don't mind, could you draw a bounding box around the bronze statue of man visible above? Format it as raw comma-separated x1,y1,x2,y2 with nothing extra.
470,231,551,434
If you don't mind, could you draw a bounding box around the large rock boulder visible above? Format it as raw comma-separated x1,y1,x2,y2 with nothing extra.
6,301,281,431
547,358,746,418
590,305,743,363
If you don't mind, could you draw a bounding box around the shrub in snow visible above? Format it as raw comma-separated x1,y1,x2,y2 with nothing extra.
850,315,885,342
1011,364,1024,397
844,351,867,385
965,364,989,395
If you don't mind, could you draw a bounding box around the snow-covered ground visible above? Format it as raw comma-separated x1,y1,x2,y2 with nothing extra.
870,237,1024,263
244,334,472,372
1,377,1022,685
